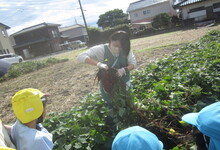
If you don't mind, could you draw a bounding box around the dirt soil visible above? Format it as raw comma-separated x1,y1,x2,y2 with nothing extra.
1,25,220,124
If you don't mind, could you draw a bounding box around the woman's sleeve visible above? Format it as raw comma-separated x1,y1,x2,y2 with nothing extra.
127,50,137,68
77,45,105,63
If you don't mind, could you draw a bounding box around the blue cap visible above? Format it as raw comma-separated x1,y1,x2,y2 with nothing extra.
112,126,163,150
0,60,11,77
182,101,220,149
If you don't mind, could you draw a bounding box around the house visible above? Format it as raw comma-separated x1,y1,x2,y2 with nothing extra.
0,23,15,54
127,0,176,29
12,22,62,59
174,0,220,26
59,24,88,43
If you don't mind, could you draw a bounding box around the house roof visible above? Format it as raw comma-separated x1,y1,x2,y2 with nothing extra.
59,24,85,32
12,22,60,36
0,23,10,30
174,0,207,8
127,0,167,12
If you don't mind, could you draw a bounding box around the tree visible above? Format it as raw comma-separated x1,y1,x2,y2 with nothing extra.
97,9,129,29
87,27,102,45
152,13,171,29
171,16,182,27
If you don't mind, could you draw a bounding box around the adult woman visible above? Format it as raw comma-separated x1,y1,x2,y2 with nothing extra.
77,30,137,108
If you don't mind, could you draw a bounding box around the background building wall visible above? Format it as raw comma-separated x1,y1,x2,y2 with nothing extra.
0,25,15,54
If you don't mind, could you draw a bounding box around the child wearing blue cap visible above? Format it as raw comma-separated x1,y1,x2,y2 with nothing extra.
0,59,11,77
182,101,220,150
112,126,163,150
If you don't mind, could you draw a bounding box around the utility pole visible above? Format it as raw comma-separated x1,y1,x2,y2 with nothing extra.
78,0,89,42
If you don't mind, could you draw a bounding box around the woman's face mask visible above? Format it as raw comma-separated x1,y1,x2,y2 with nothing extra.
110,41,122,57
110,46,121,56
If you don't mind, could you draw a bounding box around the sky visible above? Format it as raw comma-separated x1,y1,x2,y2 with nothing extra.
0,0,138,35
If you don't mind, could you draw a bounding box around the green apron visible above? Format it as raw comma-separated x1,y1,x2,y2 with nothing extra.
100,44,130,108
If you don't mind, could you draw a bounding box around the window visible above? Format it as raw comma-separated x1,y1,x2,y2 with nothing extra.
52,30,56,38
52,30,59,38
189,6,205,13
213,2,220,9
1,30,6,37
134,13,138,17
7,49,10,53
143,10,151,15
0,54,11,59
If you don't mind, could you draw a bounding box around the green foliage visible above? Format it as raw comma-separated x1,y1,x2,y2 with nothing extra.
87,27,102,45
97,9,129,29
109,79,138,129
171,16,182,27
44,93,114,150
44,77,137,149
0,57,68,82
44,30,220,149
172,146,186,150
131,28,156,37
152,13,171,29
131,30,220,148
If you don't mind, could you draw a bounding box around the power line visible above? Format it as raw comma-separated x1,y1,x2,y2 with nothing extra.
0,0,78,8
0,0,70,3
0,9,24,22
1,0,79,7
0,7,77,10
0,0,78,10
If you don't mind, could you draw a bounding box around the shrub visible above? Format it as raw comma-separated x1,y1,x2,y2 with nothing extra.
152,13,171,29
87,27,103,45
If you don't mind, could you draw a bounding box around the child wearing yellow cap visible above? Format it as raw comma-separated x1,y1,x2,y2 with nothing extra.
9,88,53,150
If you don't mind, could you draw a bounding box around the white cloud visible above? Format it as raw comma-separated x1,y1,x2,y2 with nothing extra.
1,0,137,34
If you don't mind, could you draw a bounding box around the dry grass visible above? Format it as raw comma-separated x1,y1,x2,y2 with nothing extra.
1,25,220,124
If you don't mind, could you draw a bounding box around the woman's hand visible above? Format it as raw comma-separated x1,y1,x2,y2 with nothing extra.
117,68,126,77
97,62,109,70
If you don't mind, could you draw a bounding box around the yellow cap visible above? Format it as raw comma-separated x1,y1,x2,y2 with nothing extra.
12,88,45,124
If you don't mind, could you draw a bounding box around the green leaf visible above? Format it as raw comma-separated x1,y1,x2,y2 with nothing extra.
64,144,72,150
119,108,126,117
74,143,82,149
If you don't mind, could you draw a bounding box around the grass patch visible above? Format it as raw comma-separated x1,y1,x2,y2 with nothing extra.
0,57,68,82
135,43,181,53
52,48,88,60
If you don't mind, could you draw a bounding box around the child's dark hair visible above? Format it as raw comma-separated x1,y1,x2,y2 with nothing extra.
109,31,130,56
193,128,210,150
